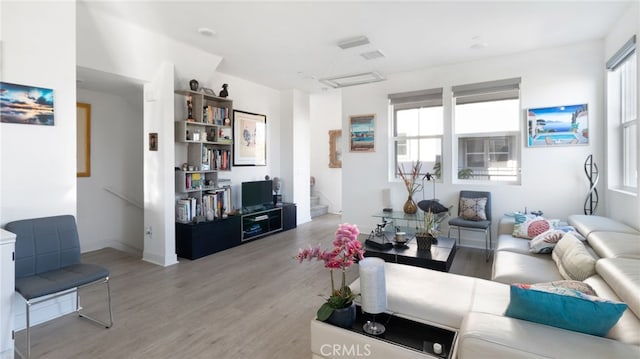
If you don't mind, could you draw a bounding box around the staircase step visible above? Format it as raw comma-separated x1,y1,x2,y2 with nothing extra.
310,204,328,218
310,195,320,206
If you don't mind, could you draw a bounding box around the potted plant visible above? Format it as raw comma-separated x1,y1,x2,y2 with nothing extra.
415,210,440,251
296,223,365,328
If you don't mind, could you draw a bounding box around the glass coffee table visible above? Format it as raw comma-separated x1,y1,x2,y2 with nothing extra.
366,210,456,272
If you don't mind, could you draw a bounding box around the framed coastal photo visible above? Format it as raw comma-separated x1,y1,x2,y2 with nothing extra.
233,110,267,166
526,104,589,147
349,114,375,152
1,82,54,125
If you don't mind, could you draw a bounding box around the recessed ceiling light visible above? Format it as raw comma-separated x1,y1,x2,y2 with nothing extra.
319,71,385,88
198,27,216,37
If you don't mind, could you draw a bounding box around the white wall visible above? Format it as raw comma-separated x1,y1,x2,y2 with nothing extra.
342,41,606,248
202,72,283,210
310,90,343,214
77,88,144,255
1,0,78,330
603,2,640,228
1,1,77,224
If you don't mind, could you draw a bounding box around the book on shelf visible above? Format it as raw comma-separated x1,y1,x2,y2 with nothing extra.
176,198,197,223
202,186,232,219
203,105,229,125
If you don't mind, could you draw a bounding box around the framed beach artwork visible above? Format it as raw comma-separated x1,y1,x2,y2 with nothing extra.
233,110,267,166
349,114,375,152
0,82,54,125
526,104,589,147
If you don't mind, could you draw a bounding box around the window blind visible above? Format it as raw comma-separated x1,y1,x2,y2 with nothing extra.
606,35,636,71
452,77,521,104
388,88,443,109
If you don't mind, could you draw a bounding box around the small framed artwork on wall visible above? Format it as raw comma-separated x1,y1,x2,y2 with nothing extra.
233,110,267,166
349,114,375,152
526,104,589,147
76,103,91,177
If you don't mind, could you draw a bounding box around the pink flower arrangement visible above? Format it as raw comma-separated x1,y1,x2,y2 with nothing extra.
296,223,365,321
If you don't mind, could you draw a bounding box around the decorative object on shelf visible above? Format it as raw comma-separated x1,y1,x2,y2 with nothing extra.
1,82,54,125
583,154,599,215
233,110,267,166
349,114,375,152
201,87,215,95
219,83,229,98
149,133,158,151
397,161,423,214
76,102,91,177
186,95,194,120
359,257,387,335
526,103,589,147
296,223,365,327
189,79,199,91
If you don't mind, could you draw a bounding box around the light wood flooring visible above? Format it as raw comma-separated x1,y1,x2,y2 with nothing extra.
18,214,491,358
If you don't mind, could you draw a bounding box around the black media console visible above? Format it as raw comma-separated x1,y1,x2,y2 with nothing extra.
176,203,297,260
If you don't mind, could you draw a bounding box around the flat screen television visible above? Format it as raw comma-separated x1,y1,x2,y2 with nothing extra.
242,180,273,211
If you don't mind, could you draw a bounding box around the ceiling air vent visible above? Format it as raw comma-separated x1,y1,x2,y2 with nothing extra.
319,71,386,88
337,36,370,50
361,50,385,60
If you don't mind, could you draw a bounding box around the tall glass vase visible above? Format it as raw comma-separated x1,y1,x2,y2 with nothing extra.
403,196,417,214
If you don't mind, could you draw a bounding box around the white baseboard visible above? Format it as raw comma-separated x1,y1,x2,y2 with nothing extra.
81,239,142,257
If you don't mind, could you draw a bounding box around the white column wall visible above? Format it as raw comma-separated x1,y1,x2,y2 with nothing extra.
310,90,343,214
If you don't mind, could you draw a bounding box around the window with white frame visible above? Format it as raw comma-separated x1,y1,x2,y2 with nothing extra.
607,35,637,191
389,88,443,179
452,78,521,183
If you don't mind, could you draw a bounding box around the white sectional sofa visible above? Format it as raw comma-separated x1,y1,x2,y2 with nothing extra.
310,215,640,358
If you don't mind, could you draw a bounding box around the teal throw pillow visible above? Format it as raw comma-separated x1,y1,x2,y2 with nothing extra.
505,283,627,337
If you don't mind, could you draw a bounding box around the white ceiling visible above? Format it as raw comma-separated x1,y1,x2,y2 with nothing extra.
80,0,635,93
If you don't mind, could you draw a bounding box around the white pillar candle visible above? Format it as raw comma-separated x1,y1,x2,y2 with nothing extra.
359,257,387,314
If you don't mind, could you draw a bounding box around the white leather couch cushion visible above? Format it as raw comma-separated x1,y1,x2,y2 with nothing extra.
491,250,563,284
552,233,597,281
568,214,640,237
351,263,475,329
495,234,532,255
588,232,640,259
458,312,640,359
597,258,640,318
498,216,515,235
584,275,640,345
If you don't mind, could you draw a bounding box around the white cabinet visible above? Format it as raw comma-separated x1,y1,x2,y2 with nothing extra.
0,229,15,359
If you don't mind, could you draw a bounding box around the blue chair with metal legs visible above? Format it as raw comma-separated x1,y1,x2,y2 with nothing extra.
448,191,492,262
6,215,113,358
